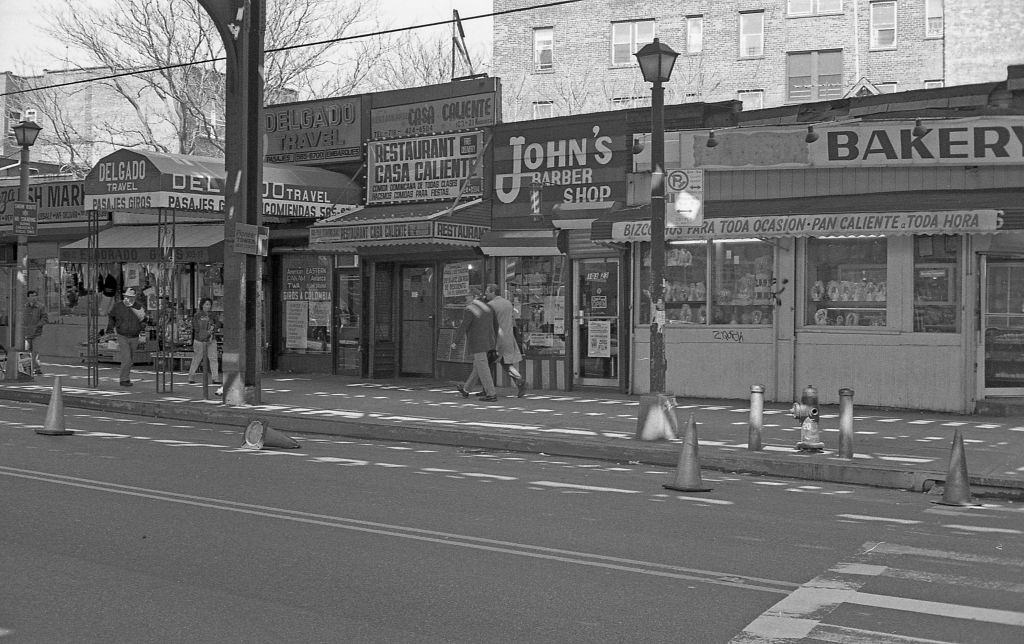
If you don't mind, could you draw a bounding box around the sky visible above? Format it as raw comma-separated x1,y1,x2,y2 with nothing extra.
0,0,494,73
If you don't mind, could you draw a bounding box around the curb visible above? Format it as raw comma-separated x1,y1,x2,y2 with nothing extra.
3,387,1022,501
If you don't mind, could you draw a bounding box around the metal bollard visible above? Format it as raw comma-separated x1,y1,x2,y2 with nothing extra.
748,384,764,451
838,388,855,459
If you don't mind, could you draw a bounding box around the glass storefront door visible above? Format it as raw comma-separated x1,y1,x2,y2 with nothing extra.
574,257,619,387
333,270,362,376
982,259,1024,396
400,265,436,376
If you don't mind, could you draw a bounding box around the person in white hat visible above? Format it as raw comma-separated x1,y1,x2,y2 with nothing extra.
104,287,148,386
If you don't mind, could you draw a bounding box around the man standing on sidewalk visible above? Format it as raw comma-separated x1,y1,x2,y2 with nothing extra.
453,287,497,402
105,287,148,387
23,289,48,375
485,283,526,397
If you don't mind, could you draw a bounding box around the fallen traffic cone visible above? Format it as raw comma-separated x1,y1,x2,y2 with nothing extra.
242,418,300,450
663,413,711,493
932,428,977,506
37,376,73,436
636,393,679,441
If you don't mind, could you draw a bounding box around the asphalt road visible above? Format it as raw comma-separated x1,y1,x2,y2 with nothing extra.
1,399,1022,643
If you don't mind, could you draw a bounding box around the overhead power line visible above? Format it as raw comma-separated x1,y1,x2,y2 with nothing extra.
1,0,582,97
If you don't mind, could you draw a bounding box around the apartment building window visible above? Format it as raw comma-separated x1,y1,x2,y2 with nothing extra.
924,79,944,89
534,27,554,71
787,50,843,102
925,0,943,37
532,101,553,119
739,11,764,58
738,90,764,111
686,16,703,54
870,1,897,49
788,0,843,15
611,20,655,66
610,96,649,109
877,82,897,93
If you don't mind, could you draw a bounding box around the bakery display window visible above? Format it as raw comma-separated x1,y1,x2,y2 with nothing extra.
805,237,888,328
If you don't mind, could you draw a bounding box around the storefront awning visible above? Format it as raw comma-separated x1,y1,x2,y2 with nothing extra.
60,224,225,263
83,148,360,219
309,199,489,249
551,201,618,229
591,205,1003,242
479,229,565,256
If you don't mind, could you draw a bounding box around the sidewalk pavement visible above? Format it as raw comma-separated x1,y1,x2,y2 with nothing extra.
3,359,1023,500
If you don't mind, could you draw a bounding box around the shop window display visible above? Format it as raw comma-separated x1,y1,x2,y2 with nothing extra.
913,235,959,333
638,240,774,326
280,254,332,354
501,257,567,356
805,237,887,327
437,260,485,362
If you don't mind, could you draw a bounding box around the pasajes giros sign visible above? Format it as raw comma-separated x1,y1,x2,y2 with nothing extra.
492,115,627,220
367,131,483,204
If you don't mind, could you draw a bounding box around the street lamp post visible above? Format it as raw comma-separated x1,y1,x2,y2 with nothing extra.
633,39,679,440
7,119,42,382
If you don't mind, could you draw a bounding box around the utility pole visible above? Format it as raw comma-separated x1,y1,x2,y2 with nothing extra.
198,0,265,404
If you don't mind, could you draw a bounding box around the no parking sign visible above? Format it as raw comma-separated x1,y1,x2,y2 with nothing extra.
666,169,703,227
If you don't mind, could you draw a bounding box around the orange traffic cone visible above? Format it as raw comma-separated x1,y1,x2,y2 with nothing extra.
663,413,711,492
932,428,976,506
37,376,73,436
636,393,679,441
242,418,300,450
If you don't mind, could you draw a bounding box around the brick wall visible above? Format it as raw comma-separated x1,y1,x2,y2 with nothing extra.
494,0,1019,119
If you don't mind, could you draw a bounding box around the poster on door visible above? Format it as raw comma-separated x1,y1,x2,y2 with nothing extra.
443,263,469,297
286,301,309,349
588,319,611,358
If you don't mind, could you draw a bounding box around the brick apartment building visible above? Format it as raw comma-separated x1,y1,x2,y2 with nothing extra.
493,0,1024,120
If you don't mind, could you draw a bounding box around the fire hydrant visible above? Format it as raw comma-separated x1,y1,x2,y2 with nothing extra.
791,384,824,452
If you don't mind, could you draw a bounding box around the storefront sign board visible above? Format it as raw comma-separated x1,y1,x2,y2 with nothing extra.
264,97,362,164
492,114,628,222
310,221,487,245
672,117,1024,169
233,223,269,256
367,131,484,204
611,209,1002,242
0,180,86,225
371,92,497,139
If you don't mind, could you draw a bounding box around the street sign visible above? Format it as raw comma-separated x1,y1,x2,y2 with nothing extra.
233,222,269,256
12,201,38,235
666,169,703,227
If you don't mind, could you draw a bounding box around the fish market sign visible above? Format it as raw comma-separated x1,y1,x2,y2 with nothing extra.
0,180,86,224
612,210,1001,241
367,131,483,204
371,92,496,139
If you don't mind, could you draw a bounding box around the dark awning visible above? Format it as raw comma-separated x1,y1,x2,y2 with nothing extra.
83,148,360,219
550,201,619,230
60,224,224,263
479,229,565,256
309,199,489,249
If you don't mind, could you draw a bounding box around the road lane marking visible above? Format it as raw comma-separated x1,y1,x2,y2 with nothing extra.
0,465,796,595
836,514,922,524
529,481,642,494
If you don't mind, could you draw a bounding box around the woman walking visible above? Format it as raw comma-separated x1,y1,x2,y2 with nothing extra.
188,298,221,384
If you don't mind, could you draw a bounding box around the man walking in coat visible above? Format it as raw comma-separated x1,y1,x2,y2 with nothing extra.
485,283,527,397
105,287,148,386
452,286,497,402
23,289,48,375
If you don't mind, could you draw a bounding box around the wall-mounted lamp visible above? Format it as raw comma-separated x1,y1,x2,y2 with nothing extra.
912,118,928,137
706,130,718,148
805,125,819,143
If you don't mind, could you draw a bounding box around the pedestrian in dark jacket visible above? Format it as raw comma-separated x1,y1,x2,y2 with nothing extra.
188,297,221,384
23,289,48,374
105,287,147,386
452,287,497,401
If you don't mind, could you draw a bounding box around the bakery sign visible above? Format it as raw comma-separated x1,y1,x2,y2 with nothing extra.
367,131,484,204
612,209,1002,241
